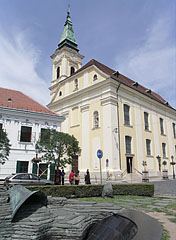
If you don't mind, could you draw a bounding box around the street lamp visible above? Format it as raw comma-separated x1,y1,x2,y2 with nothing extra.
170,155,175,179
156,155,161,172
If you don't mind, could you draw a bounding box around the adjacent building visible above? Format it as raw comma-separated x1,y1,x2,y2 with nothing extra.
48,9,176,180
0,87,64,180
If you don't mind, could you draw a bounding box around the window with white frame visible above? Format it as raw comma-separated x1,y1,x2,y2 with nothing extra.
162,143,167,158
20,126,32,142
70,66,75,76
93,111,99,129
144,112,149,131
125,136,132,154
160,118,164,135
146,139,151,156
124,104,130,125
93,74,98,81
173,123,176,138
57,66,60,79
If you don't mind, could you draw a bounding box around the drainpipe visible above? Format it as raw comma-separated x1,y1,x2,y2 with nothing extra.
116,83,122,170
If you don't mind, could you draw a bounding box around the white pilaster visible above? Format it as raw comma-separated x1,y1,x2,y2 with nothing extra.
81,105,90,170
101,97,120,171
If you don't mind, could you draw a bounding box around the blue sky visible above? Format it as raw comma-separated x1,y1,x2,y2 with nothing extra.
0,0,175,109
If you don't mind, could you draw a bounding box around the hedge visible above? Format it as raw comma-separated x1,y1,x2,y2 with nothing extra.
27,183,154,198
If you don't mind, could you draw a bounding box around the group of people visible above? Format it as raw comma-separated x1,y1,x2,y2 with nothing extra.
69,169,91,185
69,170,80,185
54,169,65,185
55,168,91,185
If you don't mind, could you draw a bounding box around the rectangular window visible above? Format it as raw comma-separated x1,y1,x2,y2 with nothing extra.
16,161,29,173
173,123,176,138
20,126,32,142
144,112,149,131
160,118,164,135
40,128,50,142
124,104,130,125
0,123,2,129
125,136,132,154
162,143,166,158
146,139,151,156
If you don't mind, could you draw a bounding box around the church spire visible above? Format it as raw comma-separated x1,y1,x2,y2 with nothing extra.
58,5,79,52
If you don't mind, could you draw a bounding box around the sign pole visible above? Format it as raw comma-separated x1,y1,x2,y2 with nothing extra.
97,149,103,185
99,158,102,184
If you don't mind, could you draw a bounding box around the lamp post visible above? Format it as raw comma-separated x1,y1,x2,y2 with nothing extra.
156,155,161,172
170,155,175,179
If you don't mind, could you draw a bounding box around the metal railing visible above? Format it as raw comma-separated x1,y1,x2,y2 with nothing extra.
120,169,127,178
134,168,143,175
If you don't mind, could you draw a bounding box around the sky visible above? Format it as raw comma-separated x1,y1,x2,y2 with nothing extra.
0,0,175,109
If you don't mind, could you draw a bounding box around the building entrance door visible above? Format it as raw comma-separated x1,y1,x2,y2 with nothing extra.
126,157,133,173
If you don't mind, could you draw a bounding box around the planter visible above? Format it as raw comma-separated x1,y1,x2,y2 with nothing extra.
162,170,168,180
142,171,149,182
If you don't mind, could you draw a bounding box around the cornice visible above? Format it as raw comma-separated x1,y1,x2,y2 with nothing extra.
80,104,90,112
0,107,65,122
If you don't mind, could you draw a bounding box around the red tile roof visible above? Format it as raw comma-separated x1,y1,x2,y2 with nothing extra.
0,87,57,115
74,59,174,109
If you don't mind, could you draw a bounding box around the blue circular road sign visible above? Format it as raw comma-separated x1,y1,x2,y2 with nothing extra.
97,149,103,159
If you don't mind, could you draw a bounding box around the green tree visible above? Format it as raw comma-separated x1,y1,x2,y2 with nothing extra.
0,128,11,164
36,129,81,168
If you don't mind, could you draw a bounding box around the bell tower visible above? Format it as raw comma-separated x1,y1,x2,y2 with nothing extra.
50,6,84,86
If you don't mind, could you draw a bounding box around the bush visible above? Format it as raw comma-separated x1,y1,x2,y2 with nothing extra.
27,183,154,198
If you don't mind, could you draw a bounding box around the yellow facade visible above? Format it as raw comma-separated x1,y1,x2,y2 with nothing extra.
48,11,176,180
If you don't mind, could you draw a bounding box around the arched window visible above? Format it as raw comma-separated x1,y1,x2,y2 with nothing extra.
70,67,75,76
74,79,78,90
93,111,99,128
59,91,62,96
93,74,98,81
57,66,60,79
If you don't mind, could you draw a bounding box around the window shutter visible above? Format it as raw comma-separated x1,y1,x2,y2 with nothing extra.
50,164,55,181
32,163,38,174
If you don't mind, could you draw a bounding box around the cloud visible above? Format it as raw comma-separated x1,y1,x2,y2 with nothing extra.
116,14,176,109
0,28,50,106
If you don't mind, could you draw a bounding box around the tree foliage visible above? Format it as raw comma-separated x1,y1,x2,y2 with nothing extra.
0,128,11,164
36,129,81,168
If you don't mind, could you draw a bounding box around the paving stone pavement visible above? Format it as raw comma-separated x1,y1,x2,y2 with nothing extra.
151,179,176,196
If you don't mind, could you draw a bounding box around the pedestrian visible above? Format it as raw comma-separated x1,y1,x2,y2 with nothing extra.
61,169,65,185
85,169,91,184
75,170,80,185
69,170,74,185
55,169,61,185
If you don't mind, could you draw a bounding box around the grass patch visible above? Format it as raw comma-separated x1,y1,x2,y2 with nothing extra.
169,218,176,223
161,226,170,240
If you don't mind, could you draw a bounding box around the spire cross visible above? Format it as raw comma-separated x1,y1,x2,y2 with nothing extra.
67,4,70,16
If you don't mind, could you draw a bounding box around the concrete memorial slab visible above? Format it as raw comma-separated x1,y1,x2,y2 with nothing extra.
0,186,162,240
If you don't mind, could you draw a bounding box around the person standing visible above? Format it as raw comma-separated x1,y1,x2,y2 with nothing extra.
69,170,74,185
61,169,65,185
85,169,91,184
75,170,80,185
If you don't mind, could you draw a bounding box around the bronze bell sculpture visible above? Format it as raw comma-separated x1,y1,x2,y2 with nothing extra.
8,185,47,221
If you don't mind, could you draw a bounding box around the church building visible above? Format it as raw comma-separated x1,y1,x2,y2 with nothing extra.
48,8,176,180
